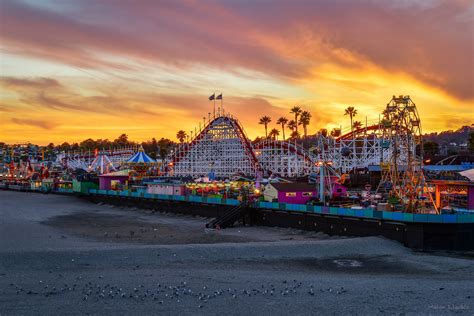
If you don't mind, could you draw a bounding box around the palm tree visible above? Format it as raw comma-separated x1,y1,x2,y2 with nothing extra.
330,128,341,137
287,120,297,132
276,117,288,140
319,128,328,137
259,116,272,138
269,128,280,140
344,106,357,132
290,106,302,132
299,111,312,137
176,130,187,143
290,130,300,139
352,120,362,130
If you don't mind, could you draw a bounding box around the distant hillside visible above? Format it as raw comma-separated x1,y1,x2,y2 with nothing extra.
423,125,473,146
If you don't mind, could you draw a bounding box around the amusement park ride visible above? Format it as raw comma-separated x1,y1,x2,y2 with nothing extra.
169,97,421,173
376,96,431,212
59,146,139,173
171,112,260,177
170,111,319,178
168,95,434,212
0,95,435,213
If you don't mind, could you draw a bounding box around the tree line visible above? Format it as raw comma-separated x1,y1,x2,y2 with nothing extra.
4,106,471,162
257,106,313,141
257,105,364,141
3,134,178,161
172,106,367,144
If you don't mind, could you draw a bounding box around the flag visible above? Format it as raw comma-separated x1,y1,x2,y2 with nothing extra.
208,93,215,101
216,93,222,100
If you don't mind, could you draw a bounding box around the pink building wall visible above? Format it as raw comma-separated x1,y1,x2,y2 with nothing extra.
99,176,129,190
277,190,316,204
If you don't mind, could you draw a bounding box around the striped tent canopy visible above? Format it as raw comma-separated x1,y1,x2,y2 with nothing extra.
126,146,156,163
89,153,115,174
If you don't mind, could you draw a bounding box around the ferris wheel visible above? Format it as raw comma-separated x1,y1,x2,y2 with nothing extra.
377,95,428,212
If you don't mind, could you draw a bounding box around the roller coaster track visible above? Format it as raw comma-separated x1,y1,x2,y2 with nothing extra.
171,113,260,177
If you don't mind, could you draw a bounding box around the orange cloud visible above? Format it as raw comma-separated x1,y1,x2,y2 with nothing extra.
0,0,472,145
11,118,58,129
2,1,472,99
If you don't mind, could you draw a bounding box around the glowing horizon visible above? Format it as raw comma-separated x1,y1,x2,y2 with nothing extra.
1,0,473,145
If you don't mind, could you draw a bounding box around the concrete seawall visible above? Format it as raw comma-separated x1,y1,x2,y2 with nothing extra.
84,194,474,251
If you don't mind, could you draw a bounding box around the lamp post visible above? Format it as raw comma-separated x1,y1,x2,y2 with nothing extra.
319,162,325,203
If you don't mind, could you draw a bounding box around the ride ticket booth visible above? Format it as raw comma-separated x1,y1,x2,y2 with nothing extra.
430,180,474,211
98,170,130,190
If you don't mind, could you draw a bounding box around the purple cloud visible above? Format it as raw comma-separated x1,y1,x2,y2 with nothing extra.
0,0,472,100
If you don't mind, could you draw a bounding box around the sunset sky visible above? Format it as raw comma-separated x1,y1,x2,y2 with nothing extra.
1,0,473,145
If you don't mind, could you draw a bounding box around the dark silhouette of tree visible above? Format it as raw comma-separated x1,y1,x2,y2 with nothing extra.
259,116,272,138
80,138,96,150
344,106,357,132
141,137,159,158
290,130,300,139
352,120,362,130
330,128,341,137
157,138,174,161
423,141,439,156
287,120,297,132
176,130,187,143
276,117,288,140
59,142,70,151
113,134,129,147
290,106,302,133
269,128,280,140
299,111,312,137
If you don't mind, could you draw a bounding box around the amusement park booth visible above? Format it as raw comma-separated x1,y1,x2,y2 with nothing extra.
98,170,130,190
30,173,42,190
72,179,98,195
57,179,73,192
264,182,317,204
430,180,474,212
145,181,185,196
41,178,55,191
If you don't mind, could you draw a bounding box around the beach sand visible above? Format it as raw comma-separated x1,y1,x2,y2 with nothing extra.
0,190,473,315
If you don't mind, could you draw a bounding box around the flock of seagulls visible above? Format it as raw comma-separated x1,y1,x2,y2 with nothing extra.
9,277,348,309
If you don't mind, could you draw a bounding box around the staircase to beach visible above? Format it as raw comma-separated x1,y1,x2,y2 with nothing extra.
206,204,246,229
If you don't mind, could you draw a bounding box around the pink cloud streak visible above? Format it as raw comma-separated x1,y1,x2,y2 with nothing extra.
0,0,472,100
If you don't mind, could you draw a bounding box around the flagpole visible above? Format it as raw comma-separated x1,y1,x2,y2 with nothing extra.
213,91,216,117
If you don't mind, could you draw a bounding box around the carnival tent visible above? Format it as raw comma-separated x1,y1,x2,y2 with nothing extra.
126,146,156,163
89,153,115,174
459,168,474,181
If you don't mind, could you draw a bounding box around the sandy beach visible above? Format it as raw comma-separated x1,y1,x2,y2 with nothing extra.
0,190,473,315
